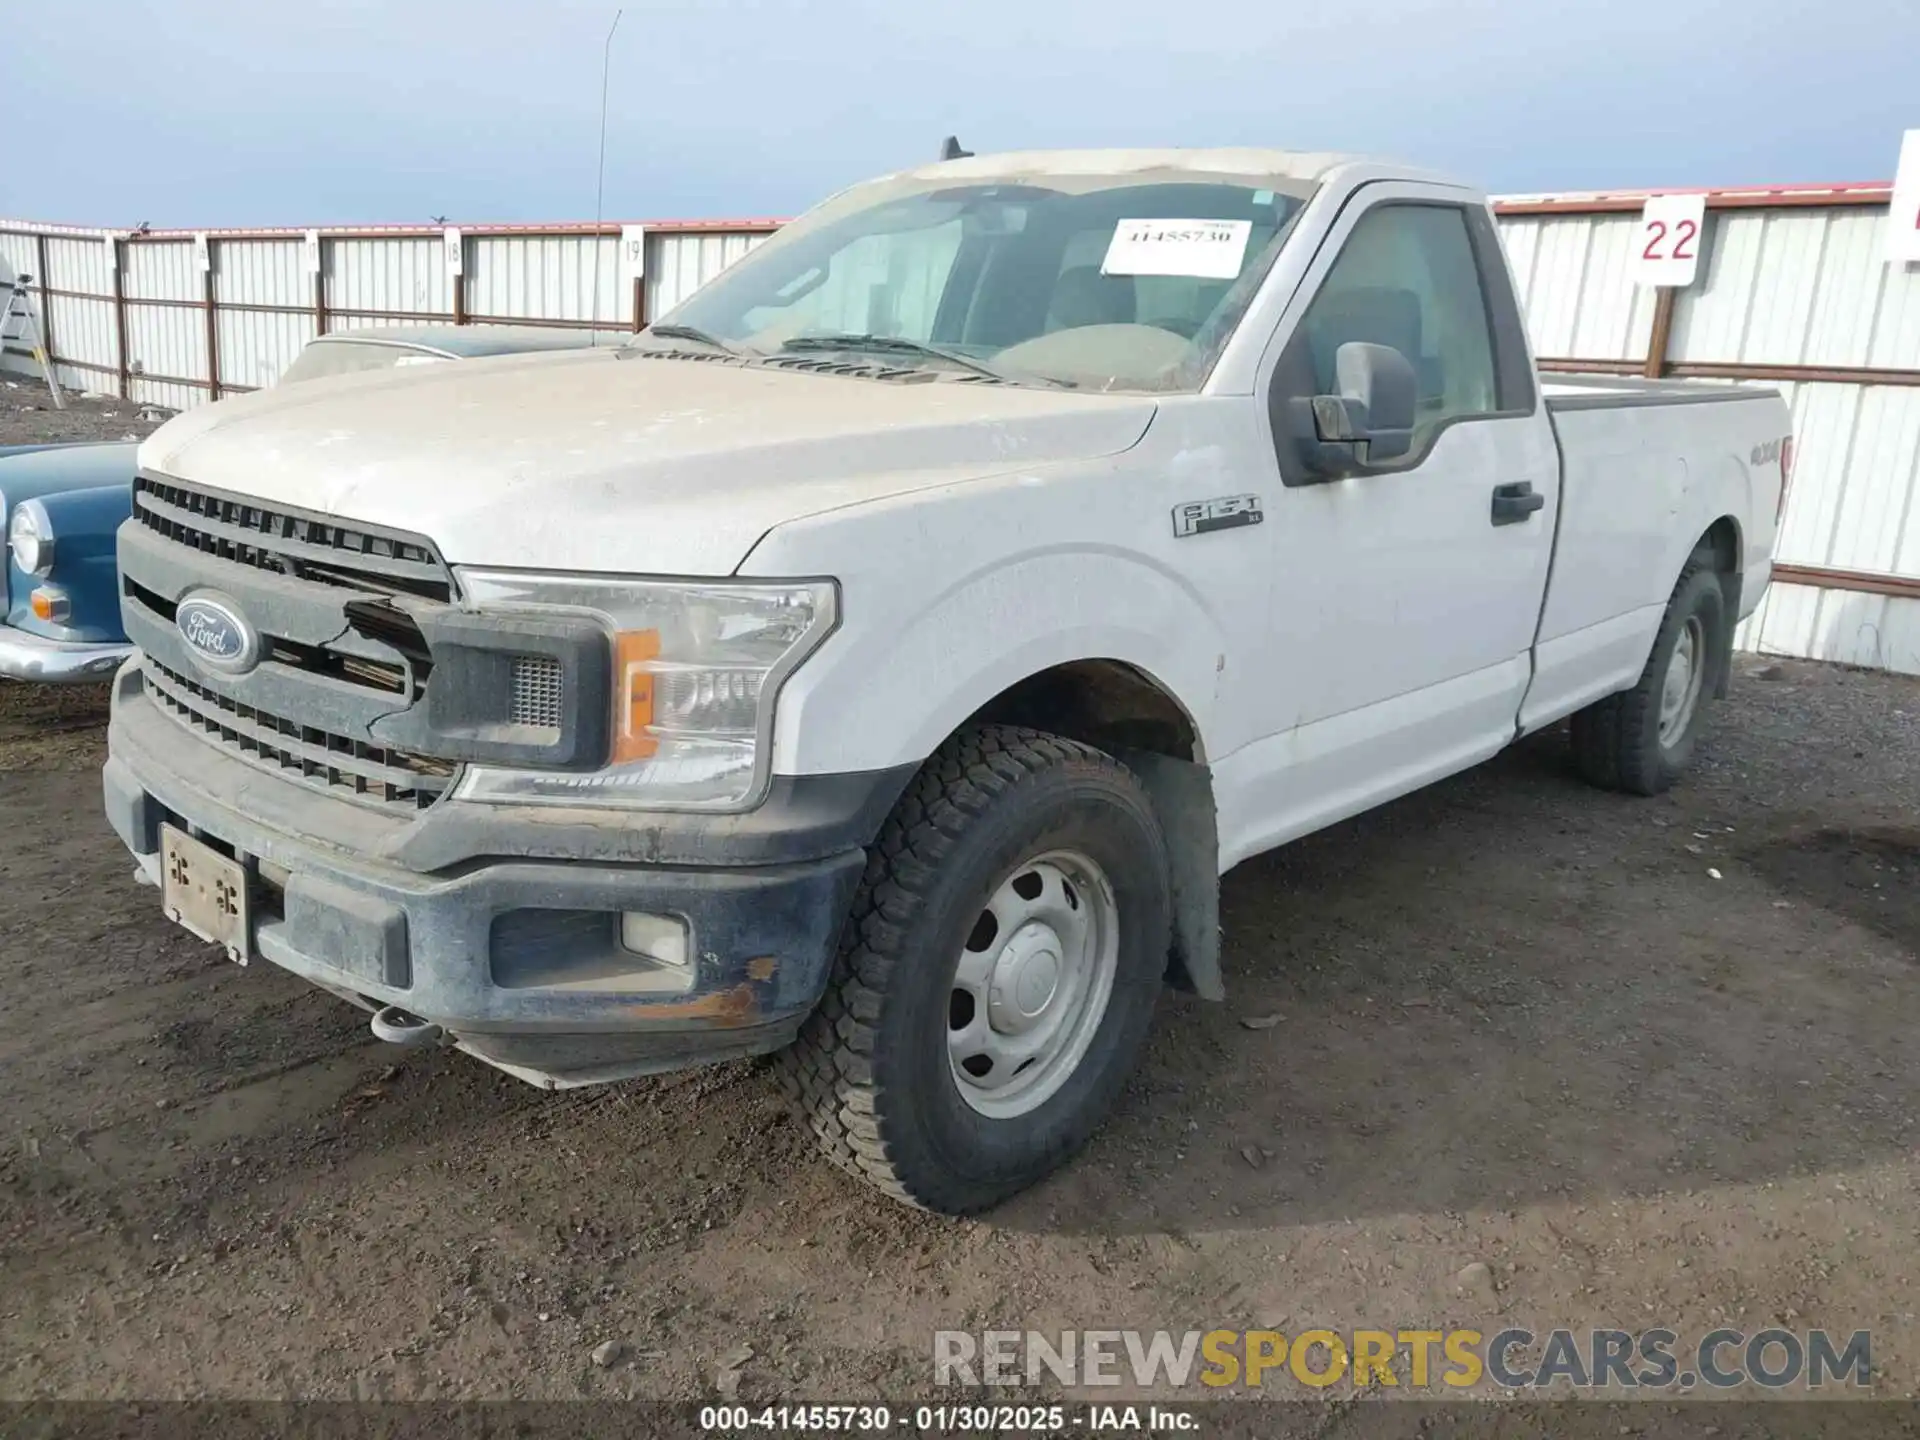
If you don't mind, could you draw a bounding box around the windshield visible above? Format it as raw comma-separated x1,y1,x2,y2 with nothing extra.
279,340,451,386
648,171,1311,392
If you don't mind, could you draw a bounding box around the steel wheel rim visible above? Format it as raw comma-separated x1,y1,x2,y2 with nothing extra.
946,849,1120,1120
1659,615,1706,747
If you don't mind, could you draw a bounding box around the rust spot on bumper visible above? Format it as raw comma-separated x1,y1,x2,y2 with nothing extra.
745,955,778,982
623,982,761,1028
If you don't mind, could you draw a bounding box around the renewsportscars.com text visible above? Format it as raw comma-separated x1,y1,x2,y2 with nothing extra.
933,1327,1871,1392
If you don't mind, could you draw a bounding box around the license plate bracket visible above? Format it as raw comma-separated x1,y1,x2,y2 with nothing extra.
160,824,251,965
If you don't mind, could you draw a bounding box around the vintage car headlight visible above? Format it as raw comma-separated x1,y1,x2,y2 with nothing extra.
451,570,837,812
7,499,54,578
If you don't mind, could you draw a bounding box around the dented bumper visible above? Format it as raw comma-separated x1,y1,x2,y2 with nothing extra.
103,663,901,1087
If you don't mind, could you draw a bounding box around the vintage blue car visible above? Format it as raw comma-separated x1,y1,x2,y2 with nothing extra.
1,324,622,682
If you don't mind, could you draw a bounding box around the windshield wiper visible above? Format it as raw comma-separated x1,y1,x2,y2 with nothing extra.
636,323,748,357
779,333,1071,387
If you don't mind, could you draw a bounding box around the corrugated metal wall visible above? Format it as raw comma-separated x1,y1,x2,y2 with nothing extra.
468,233,618,323
330,235,451,321
214,237,315,392
4,191,1917,674
1499,213,1662,364
1,232,122,396
0,221,782,404
120,238,206,411
647,231,770,318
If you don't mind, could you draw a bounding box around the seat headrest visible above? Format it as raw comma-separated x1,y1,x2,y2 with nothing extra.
1048,266,1137,331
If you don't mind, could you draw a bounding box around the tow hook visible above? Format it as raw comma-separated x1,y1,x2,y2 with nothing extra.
370,1005,445,1047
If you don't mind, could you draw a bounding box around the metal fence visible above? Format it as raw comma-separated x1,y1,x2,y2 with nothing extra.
5,182,1918,672
0,218,778,412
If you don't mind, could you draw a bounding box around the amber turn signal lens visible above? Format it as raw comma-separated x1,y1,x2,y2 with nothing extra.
610,628,661,763
29,587,68,623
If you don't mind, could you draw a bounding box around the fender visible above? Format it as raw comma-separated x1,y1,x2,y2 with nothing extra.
742,457,1242,778
8,481,135,639
770,542,1225,774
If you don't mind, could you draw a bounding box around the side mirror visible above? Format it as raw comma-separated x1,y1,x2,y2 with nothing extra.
1294,341,1418,476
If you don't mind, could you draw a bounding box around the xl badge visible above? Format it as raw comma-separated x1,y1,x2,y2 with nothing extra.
1172,494,1262,538
176,591,262,676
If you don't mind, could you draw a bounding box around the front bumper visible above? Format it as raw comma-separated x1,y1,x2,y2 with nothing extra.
0,625,131,683
105,664,907,1087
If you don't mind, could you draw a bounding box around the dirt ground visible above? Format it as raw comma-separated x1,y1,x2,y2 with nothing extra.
3,395,1919,1418
0,383,171,447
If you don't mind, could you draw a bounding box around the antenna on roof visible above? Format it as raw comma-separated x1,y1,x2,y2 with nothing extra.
588,7,624,348
939,136,972,161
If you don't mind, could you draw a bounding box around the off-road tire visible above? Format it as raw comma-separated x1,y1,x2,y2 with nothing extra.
780,724,1171,1214
1570,554,1728,796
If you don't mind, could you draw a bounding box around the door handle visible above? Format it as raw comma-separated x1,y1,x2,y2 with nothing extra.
1491,481,1546,526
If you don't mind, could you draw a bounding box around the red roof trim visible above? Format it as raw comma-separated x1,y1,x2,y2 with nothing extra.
1493,181,1893,215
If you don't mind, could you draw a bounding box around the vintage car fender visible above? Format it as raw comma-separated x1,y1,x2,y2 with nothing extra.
3,443,138,631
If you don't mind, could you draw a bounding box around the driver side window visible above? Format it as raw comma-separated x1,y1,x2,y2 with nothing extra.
1298,203,1499,449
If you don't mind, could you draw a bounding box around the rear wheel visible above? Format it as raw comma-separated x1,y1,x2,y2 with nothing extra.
781,724,1171,1214
1570,556,1728,795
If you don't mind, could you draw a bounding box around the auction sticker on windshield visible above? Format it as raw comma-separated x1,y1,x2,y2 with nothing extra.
1102,218,1252,279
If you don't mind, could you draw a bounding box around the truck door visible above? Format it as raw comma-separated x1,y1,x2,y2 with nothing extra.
1223,185,1559,859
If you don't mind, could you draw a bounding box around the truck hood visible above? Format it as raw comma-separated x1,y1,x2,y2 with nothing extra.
138,348,1157,575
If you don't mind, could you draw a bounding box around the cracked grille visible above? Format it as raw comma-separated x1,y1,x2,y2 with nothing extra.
144,658,455,812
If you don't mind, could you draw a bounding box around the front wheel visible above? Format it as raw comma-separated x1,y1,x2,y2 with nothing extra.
781,725,1172,1214
1570,556,1728,795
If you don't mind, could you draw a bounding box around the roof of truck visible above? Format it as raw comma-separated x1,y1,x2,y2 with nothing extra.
880,147,1471,195
899,147,1357,181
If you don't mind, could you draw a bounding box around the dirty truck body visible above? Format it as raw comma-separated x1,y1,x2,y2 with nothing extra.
105,149,1790,1212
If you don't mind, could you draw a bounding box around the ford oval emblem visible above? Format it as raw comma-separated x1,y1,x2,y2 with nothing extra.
176,591,262,676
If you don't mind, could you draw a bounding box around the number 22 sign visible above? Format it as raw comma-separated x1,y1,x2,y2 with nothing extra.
1632,194,1706,288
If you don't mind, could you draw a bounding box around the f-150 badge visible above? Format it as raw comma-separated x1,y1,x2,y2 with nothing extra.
1172,494,1263,538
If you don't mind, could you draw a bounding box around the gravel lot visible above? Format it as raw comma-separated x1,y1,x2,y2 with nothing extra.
0,384,171,448
2,393,1917,1420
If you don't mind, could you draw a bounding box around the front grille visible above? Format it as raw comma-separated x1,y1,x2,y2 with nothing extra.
133,474,453,602
144,658,455,812
510,655,564,730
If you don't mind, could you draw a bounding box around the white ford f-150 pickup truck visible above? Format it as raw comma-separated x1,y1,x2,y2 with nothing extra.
106,149,1790,1213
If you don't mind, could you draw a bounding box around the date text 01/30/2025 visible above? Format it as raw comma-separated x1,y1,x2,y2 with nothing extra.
698,1404,1199,1432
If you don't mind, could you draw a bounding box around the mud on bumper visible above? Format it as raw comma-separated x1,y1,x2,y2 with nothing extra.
104,669,907,1087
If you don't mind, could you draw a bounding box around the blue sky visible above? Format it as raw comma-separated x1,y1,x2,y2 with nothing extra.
7,0,1915,228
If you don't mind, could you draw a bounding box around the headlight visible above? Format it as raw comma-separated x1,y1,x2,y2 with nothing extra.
8,499,54,578
451,570,836,812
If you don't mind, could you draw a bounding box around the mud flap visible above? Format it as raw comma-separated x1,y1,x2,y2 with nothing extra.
1117,748,1223,1001
1714,570,1742,700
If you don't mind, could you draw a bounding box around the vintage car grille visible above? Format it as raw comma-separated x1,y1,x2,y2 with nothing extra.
144,658,455,811
133,474,452,602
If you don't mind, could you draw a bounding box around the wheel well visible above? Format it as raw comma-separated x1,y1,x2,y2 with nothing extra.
966,660,1203,763
1701,516,1740,574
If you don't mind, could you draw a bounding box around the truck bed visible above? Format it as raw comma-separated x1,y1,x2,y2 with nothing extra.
1522,370,1789,737
1541,373,1780,412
